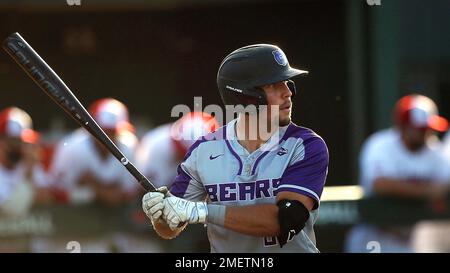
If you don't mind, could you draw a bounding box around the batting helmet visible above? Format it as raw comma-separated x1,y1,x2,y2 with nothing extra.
217,44,308,107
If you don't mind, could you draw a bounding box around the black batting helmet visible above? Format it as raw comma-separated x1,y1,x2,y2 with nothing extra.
217,44,308,108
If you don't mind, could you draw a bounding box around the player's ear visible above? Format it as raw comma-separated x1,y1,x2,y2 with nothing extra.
286,80,296,96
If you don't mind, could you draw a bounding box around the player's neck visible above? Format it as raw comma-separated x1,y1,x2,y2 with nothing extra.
235,114,278,153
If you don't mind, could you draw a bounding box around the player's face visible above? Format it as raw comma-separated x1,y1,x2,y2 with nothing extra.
0,137,24,167
400,125,431,152
261,80,293,126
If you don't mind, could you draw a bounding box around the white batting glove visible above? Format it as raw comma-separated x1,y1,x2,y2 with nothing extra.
142,187,169,224
162,196,208,230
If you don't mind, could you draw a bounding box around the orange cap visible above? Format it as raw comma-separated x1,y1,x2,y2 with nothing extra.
395,94,448,132
171,112,219,151
89,98,135,133
0,107,40,143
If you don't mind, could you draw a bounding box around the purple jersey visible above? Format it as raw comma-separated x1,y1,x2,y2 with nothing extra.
170,119,329,252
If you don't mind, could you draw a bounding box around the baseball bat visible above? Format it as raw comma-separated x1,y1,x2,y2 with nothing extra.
2,32,157,192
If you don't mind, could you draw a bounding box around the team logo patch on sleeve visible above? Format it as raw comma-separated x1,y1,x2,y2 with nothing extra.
272,50,288,66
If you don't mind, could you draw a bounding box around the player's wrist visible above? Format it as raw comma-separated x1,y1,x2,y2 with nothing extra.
187,201,208,224
206,204,226,226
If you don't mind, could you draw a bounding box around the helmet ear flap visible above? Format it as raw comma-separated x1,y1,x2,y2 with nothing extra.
256,87,268,106
287,80,297,97
246,86,268,107
226,87,267,108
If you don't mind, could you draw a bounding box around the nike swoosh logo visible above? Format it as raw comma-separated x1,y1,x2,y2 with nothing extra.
209,154,224,160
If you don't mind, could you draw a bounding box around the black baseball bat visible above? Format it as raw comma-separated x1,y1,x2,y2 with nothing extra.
2,32,157,192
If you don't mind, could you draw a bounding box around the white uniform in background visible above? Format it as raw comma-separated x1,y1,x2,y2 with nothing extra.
443,132,450,158
50,98,139,202
0,107,50,217
41,98,161,253
136,124,179,190
346,128,450,253
345,95,450,253
411,131,450,253
136,112,219,189
50,128,138,203
0,163,48,217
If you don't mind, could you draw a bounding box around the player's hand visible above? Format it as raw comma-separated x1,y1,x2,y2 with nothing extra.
142,191,165,223
142,187,171,224
162,196,208,230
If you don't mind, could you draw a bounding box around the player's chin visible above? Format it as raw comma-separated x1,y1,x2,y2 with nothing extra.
279,116,291,127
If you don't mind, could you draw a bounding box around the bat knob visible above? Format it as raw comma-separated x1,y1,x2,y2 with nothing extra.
156,186,169,195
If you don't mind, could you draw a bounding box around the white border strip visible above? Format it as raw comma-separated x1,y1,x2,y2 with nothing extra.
276,184,320,201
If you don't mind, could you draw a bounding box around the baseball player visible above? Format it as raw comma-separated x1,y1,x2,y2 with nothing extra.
0,107,50,217
410,123,450,253
345,94,450,253
136,112,218,189
49,98,139,206
142,44,329,252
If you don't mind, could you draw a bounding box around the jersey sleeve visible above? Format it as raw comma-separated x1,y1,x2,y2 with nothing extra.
275,136,329,209
169,139,207,202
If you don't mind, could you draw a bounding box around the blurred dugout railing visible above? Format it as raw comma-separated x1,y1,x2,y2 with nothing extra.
318,186,450,226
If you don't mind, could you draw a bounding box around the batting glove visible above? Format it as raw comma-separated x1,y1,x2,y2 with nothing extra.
142,187,169,224
162,196,208,230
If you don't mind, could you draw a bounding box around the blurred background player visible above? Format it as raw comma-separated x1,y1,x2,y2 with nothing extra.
345,94,450,253
45,98,160,252
411,123,450,252
50,98,138,206
0,107,52,218
136,111,218,252
136,112,219,189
